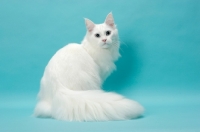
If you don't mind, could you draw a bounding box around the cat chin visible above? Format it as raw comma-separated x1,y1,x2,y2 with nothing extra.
101,43,111,49
102,45,110,49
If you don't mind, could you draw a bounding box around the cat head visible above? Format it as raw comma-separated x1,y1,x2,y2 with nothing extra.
84,13,119,49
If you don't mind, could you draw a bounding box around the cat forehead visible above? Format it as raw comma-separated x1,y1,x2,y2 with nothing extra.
93,23,112,32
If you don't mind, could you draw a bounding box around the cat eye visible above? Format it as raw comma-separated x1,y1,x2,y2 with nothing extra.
95,33,100,38
106,31,111,36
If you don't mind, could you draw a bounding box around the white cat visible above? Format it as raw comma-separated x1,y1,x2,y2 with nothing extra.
34,13,144,121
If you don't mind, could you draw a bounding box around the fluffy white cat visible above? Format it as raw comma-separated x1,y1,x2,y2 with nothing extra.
34,13,144,121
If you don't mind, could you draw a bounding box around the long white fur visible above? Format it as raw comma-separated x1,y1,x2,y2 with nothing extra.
34,13,144,121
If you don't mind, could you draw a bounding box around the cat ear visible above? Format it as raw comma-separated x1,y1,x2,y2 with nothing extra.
84,18,95,32
104,12,115,28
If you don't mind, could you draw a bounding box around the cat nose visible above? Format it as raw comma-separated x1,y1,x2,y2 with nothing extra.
102,39,107,42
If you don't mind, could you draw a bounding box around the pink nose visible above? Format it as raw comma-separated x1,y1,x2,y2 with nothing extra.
102,39,107,42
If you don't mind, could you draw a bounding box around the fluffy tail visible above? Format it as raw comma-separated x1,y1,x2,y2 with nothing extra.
34,89,144,121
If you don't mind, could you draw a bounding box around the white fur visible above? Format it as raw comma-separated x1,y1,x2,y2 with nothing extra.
34,13,144,121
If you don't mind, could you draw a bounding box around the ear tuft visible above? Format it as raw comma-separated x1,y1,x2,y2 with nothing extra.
105,12,115,28
84,18,95,32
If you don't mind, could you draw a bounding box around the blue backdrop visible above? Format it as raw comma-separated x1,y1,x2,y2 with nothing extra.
0,0,200,132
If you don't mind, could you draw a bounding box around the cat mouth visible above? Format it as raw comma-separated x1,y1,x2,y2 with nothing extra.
103,42,108,45
102,43,111,48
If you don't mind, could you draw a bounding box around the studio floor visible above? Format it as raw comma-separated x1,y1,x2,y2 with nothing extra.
1,87,199,132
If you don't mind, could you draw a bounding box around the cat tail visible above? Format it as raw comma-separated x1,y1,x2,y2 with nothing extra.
43,88,144,121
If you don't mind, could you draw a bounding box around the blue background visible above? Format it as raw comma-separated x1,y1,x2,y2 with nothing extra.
0,0,200,131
